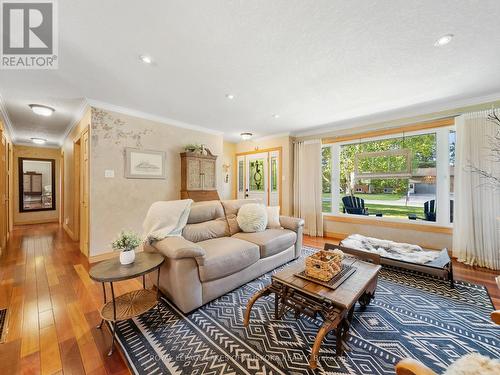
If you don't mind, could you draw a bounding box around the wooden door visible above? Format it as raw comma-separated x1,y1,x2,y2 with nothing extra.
200,159,216,190
0,133,7,251
80,130,89,256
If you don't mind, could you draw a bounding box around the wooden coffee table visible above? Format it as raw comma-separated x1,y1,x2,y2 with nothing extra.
244,256,381,369
89,252,164,355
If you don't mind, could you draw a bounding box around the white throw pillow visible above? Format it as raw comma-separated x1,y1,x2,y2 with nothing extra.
237,203,268,233
266,206,282,229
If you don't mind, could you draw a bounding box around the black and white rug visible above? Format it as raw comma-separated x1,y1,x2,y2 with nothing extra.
112,247,499,374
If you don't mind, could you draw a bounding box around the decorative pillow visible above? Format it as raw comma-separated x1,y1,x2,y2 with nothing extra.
237,203,268,233
444,353,500,375
266,206,282,229
225,214,241,235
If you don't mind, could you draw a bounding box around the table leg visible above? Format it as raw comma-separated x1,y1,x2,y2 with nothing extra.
108,281,116,356
310,315,340,369
156,267,161,312
97,282,106,329
243,284,273,327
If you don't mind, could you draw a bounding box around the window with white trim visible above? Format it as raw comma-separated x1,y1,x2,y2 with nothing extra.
321,125,455,225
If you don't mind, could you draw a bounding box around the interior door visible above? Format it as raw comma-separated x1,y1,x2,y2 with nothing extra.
80,129,89,256
246,153,268,205
0,134,7,251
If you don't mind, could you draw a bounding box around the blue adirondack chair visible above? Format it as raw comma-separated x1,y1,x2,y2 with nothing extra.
342,196,383,217
409,199,454,222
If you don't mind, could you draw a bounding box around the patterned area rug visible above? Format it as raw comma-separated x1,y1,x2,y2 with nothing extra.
112,247,499,374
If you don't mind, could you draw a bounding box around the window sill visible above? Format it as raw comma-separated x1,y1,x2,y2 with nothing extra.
322,213,453,234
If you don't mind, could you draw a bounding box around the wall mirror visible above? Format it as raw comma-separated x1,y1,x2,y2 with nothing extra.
19,158,56,212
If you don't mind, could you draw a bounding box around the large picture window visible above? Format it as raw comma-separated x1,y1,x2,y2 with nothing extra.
322,125,454,225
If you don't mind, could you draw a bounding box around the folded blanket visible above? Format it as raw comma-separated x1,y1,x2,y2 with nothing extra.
143,199,193,244
340,233,440,264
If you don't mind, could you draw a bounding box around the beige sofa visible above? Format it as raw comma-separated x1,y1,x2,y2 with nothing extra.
145,199,304,313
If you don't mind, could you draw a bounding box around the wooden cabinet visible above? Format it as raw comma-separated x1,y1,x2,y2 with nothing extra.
180,149,220,202
23,172,43,195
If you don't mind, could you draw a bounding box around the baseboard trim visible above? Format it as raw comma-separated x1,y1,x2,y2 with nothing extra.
89,251,118,263
14,218,59,225
89,249,144,264
63,223,76,241
324,231,348,241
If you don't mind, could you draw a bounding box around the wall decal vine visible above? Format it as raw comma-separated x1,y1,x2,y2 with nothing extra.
91,108,152,148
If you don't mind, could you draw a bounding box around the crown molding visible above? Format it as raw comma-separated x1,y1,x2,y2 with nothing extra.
293,91,500,138
59,99,90,146
87,99,224,136
0,91,16,141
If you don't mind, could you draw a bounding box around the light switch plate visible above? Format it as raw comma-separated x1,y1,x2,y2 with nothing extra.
104,169,115,178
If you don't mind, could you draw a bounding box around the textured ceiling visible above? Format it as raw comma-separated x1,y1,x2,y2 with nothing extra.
1,0,500,144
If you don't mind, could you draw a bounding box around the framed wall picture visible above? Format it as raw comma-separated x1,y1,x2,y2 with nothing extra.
125,148,166,179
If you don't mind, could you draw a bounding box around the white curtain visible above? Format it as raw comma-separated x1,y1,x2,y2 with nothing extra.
453,111,500,270
293,140,323,236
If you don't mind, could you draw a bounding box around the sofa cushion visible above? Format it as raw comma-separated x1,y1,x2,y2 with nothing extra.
196,237,260,282
182,217,228,243
233,229,297,258
188,200,225,224
221,199,262,216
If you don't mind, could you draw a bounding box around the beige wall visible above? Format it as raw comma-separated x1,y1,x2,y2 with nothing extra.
13,145,60,225
235,135,293,215
62,107,91,240
90,107,224,256
221,141,236,200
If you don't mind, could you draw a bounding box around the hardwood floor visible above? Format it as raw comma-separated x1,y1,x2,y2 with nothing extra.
0,225,498,374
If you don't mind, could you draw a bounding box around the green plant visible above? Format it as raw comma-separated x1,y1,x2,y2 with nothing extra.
184,143,202,152
112,231,141,252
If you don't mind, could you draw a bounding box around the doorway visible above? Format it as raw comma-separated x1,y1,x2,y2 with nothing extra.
73,129,90,256
236,148,281,207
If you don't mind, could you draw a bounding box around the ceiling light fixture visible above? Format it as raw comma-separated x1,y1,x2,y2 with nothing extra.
31,137,47,144
240,132,253,140
226,94,235,100
272,114,280,119
434,34,454,47
29,104,55,116
139,55,153,64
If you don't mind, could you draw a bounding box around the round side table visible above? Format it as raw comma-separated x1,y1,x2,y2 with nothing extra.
89,252,164,356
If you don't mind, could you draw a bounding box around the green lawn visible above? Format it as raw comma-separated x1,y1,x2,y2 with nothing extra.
322,201,423,219
322,193,403,201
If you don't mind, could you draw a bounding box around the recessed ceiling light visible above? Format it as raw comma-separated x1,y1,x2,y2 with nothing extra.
434,34,454,47
240,132,253,140
31,137,47,144
139,55,153,64
272,114,280,119
29,104,55,116
226,94,235,100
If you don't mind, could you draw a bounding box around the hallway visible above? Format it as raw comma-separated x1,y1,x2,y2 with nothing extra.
0,224,136,375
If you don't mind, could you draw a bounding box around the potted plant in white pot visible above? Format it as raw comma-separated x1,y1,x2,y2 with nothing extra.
112,231,142,265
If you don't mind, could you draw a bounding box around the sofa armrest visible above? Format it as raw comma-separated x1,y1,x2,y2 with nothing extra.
395,359,437,375
148,236,205,260
279,216,305,232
